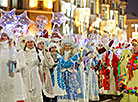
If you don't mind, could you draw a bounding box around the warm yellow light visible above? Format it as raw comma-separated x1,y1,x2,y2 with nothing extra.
124,15,127,28
115,12,118,25
0,0,8,7
96,0,99,14
106,7,110,20
28,24,37,37
89,25,93,32
44,0,53,9
81,24,84,34
74,8,90,34
118,29,124,41
28,30,35,37
82,0,86,7
100,28,104,36
29,0,38,8
76,21,81,27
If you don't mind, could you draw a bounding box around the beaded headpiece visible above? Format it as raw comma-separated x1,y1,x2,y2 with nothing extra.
61,35,74,48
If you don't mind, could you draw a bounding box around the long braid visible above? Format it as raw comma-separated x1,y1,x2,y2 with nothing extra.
23,44,27,51
34,44,41,63
8,39,12,49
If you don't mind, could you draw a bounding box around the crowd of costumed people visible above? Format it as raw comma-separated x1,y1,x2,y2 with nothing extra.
0,9,138,102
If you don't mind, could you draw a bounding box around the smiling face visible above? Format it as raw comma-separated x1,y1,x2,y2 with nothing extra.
38,42,44,50
64,44,71,51
50,46,56,53
26,40,35,49
0,33,9,41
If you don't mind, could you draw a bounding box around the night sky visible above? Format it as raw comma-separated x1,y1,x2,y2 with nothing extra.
127,0,138,16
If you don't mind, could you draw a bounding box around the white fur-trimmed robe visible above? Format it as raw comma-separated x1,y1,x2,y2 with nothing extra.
0,41,16,102
15,49,27,101
18,48,43,102
39,50,55,98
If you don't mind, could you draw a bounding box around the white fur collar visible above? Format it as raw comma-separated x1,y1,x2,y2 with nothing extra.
0,40,9,50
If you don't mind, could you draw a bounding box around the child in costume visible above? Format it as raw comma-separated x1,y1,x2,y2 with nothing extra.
88,46,100,101
47,42,66,102
36,37,55,102
58,35,80,102
0,29,17,102
15,36,27,102
76,40,100,102
17,35,43,102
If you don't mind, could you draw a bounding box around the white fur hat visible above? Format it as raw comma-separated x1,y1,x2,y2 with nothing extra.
61,35,74,48
25,35,35,43
48,42,57,49
52,38,61,42
36,37,48,45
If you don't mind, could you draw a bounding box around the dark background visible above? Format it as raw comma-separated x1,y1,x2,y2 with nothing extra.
126,0,138,16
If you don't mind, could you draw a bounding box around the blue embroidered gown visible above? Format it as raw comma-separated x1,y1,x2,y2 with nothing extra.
88,55,99,101
58,53,80,102
49,54,67,96
76,48,99,102
76,49,91,102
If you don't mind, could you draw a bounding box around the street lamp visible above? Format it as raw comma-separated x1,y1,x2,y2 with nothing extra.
29,0,38,8
0,0,8,7
135,24,138,32
131,24,138,32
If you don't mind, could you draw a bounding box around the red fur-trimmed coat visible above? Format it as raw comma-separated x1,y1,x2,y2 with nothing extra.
112,53,120,91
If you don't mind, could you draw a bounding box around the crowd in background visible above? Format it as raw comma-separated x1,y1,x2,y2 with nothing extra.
0,26,138,102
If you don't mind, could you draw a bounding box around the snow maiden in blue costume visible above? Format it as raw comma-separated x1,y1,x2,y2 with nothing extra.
86,41,100,101
76,40,99,102
58,35,81,102
46,42,67,97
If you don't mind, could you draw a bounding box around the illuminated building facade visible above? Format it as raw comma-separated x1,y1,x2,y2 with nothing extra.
127,14,138,41
89,0,127,41
0,0,59,34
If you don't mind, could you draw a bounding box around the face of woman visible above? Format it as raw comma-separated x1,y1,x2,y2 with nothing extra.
132,43,138,53
26,40,35,49
64,44,71,51
22,39,25,44
0,33,9,41
38,42,44,50
50,46,56,53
